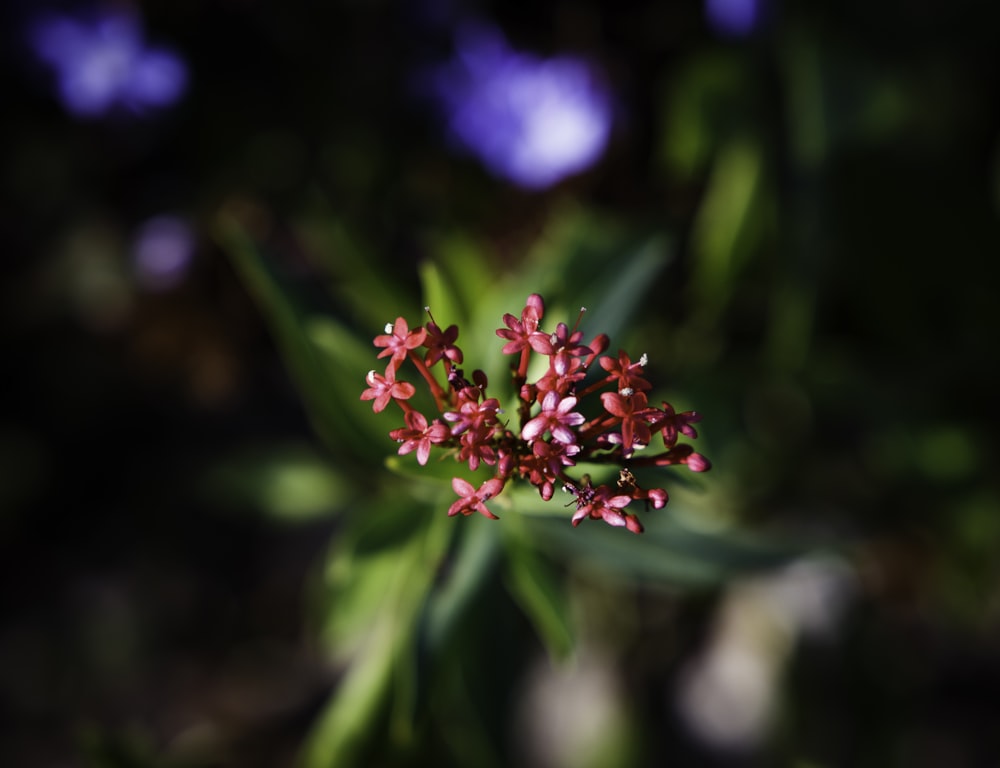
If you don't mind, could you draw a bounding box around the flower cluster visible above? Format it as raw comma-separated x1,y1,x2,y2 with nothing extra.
361,295,709,533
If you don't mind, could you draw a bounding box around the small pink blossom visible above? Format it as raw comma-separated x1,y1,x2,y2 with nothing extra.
599,350,652,392
374,316,427,371
600,390,652,457
360,368,416,413
443,393,501,437
649,402,702,449
521,392,585,445
567,479,642,533
389,410,449,465
424,319,463,366
448,477,504,519
496,294,545,355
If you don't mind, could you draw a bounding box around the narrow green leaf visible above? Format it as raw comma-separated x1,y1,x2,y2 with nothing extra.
397,517,503,746
302,508,453,768
214,212,383,461
421,517,502,652
299,608,397,768
502,525,574,660
418,259,466,329
523,512,800,587
297,214,417,328
433,234,496,314
578,234,673,344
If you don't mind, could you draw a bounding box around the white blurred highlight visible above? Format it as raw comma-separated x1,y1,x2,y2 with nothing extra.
675,556,856,751
514,652,626,768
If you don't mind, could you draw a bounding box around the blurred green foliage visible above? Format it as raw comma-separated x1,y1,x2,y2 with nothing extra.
217,195,801,766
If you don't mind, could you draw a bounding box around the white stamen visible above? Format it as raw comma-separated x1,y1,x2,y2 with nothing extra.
639,353,648,367
366,369,377,384
620,387,634,397
384,322,394,334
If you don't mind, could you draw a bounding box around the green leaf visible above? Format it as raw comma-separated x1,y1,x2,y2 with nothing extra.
576,233,673,345
418,259,465,330
420,517,502,653
214,211,384,462
419,234,496,325
502,523,574,660
689,136,766,324
200,441,350,523
296,213,417,328
303,506,453,768
523,511,800,587
300,606,398,768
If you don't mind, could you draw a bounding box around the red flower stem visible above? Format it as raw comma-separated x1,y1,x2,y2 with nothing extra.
408,351,449,410
517,346,532,380
577,414,619,442
626,452,681,467
575,377,613,399
510,354,535,428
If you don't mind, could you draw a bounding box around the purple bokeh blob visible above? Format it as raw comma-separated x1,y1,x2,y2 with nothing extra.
705,0,761,37
429,24,613,189
132,215,195,291
29,10,187,118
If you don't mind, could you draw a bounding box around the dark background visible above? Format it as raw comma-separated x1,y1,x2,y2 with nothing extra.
2,1,1000,766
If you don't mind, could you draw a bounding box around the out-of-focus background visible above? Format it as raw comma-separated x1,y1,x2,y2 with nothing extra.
2,1,1000,766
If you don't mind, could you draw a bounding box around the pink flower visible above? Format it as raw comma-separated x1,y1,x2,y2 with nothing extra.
521,391,586,445
600,390,652,457
424,320,463,366
360,368,416,413
649,402,702,449
528,321,592,374
374,317,427,371
567,480,642,533
443,392,501,437
533,360,587,397
496,294,545,355
448,477,505,519
389,410,449,465
599,350,652,392
520,440,580,500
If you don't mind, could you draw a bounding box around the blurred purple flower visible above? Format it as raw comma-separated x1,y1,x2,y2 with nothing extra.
30,10,187,117
429,24,612,189
705,0,761,37
131,215,195,291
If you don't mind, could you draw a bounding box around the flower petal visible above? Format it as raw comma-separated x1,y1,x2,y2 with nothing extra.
521,416,546,442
